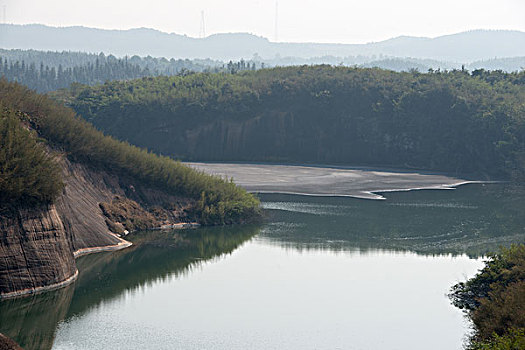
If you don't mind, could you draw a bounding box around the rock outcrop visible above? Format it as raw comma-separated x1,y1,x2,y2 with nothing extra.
0,333,22,350
0,157,195,299
0,205,76,299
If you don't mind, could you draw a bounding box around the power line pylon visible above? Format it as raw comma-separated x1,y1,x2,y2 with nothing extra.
199,11,206,38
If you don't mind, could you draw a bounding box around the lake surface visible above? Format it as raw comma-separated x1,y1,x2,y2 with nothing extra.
1,183,524,349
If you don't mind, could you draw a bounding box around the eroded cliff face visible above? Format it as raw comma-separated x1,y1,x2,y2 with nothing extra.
0,333,23,350
0,205,76,298
0,157,195,299
147,112,303,162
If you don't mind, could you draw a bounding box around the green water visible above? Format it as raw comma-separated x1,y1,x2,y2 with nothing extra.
260,183,525,256
0,183,523,350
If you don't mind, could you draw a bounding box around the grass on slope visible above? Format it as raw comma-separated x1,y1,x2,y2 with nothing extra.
0,79,261,224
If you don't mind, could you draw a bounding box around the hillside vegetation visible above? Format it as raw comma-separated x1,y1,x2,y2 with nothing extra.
0,79,260,224
57,66,525,179
0,49,257,93
0,106,63,206
450,244,525,349
2,48,525,93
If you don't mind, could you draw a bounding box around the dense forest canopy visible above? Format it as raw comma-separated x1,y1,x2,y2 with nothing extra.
55,66,525,180
0,79,260,224
1,48,524,93
0,49,258,92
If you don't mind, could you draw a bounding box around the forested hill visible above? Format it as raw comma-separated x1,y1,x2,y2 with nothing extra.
56,66,525,179
1,48,524,93
0,49,257,92
0,79,260,224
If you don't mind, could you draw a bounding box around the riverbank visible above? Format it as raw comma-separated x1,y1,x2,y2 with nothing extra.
0,233,131,300
187,162,489,200
0,220,205,300
0,333,22,350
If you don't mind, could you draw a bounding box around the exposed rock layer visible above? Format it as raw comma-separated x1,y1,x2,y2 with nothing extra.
0,158,194,298
0,333,23,350
0,205,76,298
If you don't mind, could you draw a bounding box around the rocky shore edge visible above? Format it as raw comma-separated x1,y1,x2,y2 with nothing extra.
0,333,23,350
0,233,132,299
0,221,203,301
0,270,79,300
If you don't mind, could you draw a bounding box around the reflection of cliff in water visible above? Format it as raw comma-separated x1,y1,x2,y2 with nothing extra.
69,225,259,317
0,286,74,350
1,184,523,349
259,183,525,257
0,225,260,350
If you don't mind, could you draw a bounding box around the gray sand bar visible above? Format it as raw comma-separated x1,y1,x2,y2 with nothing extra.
186,163,479,200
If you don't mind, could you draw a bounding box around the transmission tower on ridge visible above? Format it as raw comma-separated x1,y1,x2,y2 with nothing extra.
199,11,206,38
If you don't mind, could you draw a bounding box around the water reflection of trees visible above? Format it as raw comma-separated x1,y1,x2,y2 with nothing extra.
0,286,74,350
0,225,260,350
259,184,525,258
1,184,523,349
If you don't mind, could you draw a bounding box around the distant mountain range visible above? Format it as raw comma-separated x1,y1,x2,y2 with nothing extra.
1,24,525,64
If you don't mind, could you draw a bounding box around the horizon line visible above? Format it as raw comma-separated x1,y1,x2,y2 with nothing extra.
2,22,524,46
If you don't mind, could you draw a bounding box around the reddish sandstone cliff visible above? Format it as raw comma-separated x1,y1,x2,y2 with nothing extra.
0,157,195,299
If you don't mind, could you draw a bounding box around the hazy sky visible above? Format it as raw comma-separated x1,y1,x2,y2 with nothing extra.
3,0,525,43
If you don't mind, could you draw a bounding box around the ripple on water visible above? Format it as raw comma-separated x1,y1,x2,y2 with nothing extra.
387,202,478,209
262,202,352,216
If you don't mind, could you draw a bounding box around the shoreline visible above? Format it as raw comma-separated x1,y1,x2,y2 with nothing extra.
185,161,487,180
252,180,496,201
0,221,202,300
187,162,499,200
73,231,133,258
0,232,132,301
366,180,493,200
0,269,79,300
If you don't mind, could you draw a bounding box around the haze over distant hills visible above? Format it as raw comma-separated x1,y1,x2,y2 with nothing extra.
1,24,525,64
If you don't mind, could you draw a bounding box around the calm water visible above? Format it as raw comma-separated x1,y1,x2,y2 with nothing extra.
1,183,524,350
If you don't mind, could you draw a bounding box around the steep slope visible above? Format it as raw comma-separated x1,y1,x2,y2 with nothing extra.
0,154,193,298
0,205,77,298
0,80,260,298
